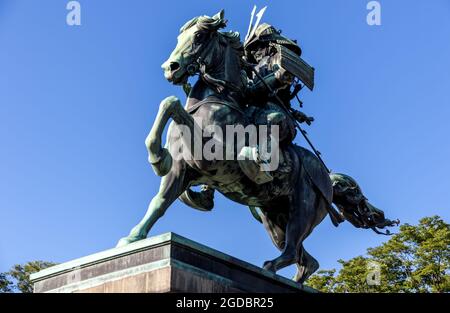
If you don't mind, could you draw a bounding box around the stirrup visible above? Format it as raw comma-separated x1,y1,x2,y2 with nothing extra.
179,186,214,211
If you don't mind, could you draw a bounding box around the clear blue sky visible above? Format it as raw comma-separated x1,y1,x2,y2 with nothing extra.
1,0,449,279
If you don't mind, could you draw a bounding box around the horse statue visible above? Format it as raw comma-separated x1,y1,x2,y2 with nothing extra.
116,10,398,284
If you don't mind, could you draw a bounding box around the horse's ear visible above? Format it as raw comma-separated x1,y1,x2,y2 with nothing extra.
212,9,225,21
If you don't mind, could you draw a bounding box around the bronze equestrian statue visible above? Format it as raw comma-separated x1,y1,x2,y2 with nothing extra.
117,10,398,284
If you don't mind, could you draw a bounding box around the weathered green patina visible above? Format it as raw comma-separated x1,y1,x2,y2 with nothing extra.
116,9,398,284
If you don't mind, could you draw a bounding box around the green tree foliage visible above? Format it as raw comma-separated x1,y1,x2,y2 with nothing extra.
1,261,57,293
304,269,336,292
306,215,450,293
333,256,372,292
0,272,12,293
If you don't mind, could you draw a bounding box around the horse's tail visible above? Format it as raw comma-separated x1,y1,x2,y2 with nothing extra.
292,145,398,232
329,173,399,235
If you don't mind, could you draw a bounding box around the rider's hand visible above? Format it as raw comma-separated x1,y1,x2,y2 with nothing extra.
274,67,293,84
293,110,314,125
305,116,314,125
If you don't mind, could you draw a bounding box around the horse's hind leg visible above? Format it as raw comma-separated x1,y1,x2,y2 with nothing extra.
116,162,189,247
259,206,288,251
263,171,317,273
293,245,320,284
260,208,319,283
293,197,329,283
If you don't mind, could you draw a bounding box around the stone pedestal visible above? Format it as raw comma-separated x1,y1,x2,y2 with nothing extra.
30,232,314,293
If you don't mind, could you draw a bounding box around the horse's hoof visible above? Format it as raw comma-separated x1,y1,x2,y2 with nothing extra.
116,236,141,248
160,96,180,111
263,261,276,273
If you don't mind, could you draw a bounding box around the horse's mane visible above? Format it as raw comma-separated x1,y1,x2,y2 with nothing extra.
221,31,242,50
180,15,225,32
180,15,242,50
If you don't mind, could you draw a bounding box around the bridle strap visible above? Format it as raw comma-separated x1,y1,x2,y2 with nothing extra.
186,34,218,75
187,34,241,95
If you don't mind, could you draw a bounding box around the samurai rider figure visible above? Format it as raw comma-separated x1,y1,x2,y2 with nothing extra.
178,23,316,211
237,23,315,184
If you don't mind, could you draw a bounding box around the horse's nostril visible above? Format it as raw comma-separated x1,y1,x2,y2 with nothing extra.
169,62,180,71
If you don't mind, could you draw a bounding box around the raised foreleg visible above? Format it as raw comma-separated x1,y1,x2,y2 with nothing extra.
146,96,202,176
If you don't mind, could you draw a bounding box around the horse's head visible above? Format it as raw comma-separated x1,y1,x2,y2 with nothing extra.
161,10,229,85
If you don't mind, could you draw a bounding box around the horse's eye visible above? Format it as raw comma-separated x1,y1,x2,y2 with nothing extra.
194,32,205,42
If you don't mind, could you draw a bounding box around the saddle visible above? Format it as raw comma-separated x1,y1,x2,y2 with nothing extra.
186,95,245,115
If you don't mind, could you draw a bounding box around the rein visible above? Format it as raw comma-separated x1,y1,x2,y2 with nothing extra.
187,34,242,95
